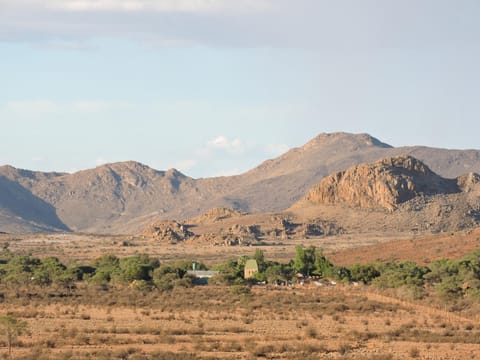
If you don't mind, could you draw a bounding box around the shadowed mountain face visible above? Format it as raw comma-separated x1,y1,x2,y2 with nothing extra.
0,176,70,233
1,132,480,234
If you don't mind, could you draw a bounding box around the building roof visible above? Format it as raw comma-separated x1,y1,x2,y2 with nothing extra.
245,259,259,271
187,270,219,278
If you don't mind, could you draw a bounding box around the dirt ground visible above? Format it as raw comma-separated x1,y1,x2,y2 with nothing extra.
0,231,415,266
1,285,479,360
2,226,479,268
330,227,480,266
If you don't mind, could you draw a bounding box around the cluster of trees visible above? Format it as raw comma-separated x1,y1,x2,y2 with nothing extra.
0,251,203,292
215,246,480,302
214,246,340,284
342,251,480,301
0,246,479,302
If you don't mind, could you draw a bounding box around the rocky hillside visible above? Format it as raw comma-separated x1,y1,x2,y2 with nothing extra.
2,132,480,234
294,156,480,234
303,156,465,211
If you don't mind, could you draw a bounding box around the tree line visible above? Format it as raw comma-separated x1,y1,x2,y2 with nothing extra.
0,246,479,303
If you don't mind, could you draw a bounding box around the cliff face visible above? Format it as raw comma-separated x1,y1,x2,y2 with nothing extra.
304,156,461,211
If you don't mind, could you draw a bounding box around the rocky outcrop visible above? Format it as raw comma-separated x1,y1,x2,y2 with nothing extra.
304,156,462,211
142,221,194,243
141,210,343,246
191,208,245,224
457,172,480,193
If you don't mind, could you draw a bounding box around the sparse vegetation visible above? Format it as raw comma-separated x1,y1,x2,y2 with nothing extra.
0,245,477,358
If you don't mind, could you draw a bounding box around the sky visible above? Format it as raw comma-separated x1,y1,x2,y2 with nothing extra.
1,0,480,178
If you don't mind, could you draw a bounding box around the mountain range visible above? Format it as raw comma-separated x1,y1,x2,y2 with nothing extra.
1,132,480,234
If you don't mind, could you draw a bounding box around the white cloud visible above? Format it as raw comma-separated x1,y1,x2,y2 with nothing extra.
207,136,244,154
2,0,476,52
175,135,290,177
9,0,271,13
0,0,286,47
5,100,59,116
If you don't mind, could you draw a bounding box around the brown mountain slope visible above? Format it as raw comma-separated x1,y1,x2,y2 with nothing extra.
141,155,480,245
293,155,480,234
303,156,460,211
2,132,480,234
213,133,480,214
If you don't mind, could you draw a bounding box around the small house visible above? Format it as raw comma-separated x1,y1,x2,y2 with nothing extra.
187,270,219,285
244,259,259,279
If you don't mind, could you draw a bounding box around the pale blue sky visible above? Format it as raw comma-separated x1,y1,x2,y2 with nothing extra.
1,0,479,177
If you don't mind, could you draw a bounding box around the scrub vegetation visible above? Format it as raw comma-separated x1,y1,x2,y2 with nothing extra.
0,247,479,358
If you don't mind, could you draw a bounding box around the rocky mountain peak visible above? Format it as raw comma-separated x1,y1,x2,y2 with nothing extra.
303,155,459,211
302,132,393,151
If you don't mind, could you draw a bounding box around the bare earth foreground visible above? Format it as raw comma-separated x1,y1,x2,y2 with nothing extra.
1,285,480,360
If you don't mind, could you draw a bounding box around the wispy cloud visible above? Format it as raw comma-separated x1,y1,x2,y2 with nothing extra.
207,136,244,154
0,0,305,47
175,135,291,177
1,1,477,51
33,39,93,51
2,100,129,118
41,0,272,13
5,100,59,117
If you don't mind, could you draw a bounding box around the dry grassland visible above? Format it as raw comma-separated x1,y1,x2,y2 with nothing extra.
0,285,478,359
0,232,413,266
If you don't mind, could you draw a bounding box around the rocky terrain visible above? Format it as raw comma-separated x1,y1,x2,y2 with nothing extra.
303,155,476,211
141,156,480,245
2,132,480,234
142,208,343,246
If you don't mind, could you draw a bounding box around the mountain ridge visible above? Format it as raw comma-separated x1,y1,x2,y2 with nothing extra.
1,132,480,234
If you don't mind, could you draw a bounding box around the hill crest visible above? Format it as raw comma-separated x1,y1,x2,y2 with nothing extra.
302,156,472,211
2,132,480,234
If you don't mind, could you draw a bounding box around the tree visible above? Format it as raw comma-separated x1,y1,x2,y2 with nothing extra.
118,255,159,283
152,263,192,291
264,263,294,283
213,259,245,285
349,264,381,284
293,246,326,277
0,315,28,357
373,262,429,289
254,249,266,272
90,255,121,284
32,257,67,287
293,246,307,275
313,248,333,277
